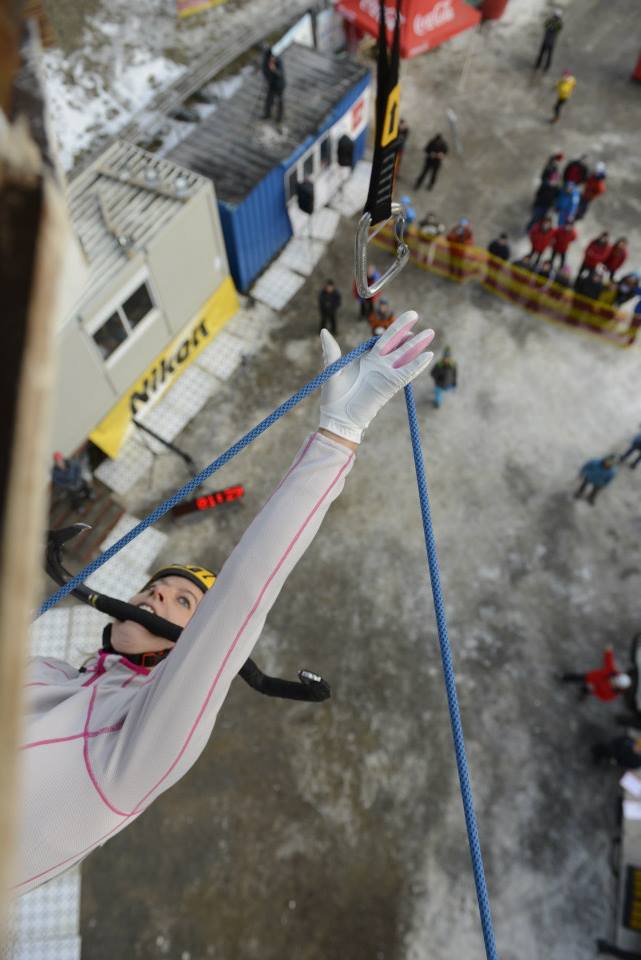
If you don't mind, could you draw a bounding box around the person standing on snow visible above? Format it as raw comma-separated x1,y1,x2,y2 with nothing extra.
395,117,410,176
540,151,564,185
563,154,589,186
262,49,285,123
51,452,95,511
430,346,457,409
551,69,576,123
318,279,342,336
488,233,511,261
574,454,618,504
369,299,396,336
604,238,628,281
446,218,474,245
560,647,633,701
414,133,449,191
620,428,641,469
550,219,578,271
15,315,436,896
534,8,564,72
554,181,580,226
527,178,560,231
614,271,641,306
578,231,611,277
576,162,607,220
528,215,555,267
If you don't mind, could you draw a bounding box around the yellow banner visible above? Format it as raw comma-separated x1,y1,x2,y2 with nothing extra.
90,276,238,459
176,0,225,17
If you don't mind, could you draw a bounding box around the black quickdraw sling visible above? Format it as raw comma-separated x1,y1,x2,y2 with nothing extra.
45,525,330,702
354,0,409,299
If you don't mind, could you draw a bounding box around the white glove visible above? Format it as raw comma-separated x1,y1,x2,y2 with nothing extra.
319,311,435,443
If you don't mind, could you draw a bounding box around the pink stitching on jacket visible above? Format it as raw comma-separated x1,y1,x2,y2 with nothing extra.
83,688,130,816
21,720,125,751
40,660,76,680
131,446,354,815
262,432,316,506
81,652,108,687
16,815,130,889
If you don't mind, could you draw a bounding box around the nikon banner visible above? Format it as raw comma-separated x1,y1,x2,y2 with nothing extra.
176,0,225,18
90,276,238,458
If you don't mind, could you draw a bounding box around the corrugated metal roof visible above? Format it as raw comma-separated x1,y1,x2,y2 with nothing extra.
166,44,370,205
66,140,211,304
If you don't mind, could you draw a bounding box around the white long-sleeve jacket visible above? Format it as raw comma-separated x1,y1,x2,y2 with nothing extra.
16,433,354,895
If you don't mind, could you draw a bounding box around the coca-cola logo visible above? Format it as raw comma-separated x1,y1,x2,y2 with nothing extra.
359,0,405,30
413,0,455,36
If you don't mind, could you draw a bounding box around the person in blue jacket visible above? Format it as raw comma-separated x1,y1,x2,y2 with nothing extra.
555,181,580,226
620,429,641,469
574,455,618,505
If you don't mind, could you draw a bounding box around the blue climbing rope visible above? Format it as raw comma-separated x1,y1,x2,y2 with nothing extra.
38,339,376,615
37,339,499,960
404,384,498,960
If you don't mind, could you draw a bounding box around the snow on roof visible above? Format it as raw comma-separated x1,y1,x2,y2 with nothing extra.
66,139,210,307
167,43,369,205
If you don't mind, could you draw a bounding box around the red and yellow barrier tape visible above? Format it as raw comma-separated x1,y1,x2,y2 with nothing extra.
374,224,639,349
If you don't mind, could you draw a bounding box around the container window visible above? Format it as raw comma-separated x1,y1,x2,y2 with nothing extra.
288,167,299,201
303,153,315,179
320,136,332,169
122,283,154,328
93,313,128,360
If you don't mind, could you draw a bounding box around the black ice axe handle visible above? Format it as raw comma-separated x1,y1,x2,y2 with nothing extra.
45,525,331,703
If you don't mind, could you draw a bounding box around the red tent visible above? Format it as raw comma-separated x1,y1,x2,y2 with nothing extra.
335,0,481,58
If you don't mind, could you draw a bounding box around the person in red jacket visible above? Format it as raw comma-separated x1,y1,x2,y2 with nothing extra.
576,162,607,220
560,647,633,701
604,237,628,280
550,218,577,270
528,215,555,267
446,217,474,244
563,154,589,185
579,231,611,276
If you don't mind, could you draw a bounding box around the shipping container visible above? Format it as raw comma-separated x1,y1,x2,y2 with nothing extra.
168,43,371,291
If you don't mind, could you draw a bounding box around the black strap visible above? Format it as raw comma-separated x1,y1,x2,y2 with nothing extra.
48,526,330,702
239,659,330,702
364,0,402,225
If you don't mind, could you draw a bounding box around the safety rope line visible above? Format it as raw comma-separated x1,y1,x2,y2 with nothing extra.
38,339,376,615
404,384,498,960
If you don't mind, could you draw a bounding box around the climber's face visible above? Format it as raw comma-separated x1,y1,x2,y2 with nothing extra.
110,576,203,656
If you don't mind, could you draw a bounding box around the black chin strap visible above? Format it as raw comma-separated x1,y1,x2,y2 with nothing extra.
101,623,171,669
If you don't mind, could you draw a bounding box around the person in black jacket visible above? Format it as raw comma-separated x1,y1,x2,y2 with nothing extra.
414,133,448,191
262,50,285,123
526,180,559,231
430,346,457,408
395,118,410,176
534,9,563,72
540,150,564,185
488,233,511,261
318,279,342,335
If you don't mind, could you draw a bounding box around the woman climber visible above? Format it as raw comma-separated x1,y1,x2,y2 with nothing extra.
16,314,434,894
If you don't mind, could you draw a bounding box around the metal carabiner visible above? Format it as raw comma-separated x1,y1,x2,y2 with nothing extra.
354,201,410,299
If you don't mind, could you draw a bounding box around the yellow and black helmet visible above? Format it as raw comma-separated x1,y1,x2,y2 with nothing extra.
144,563,216,594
